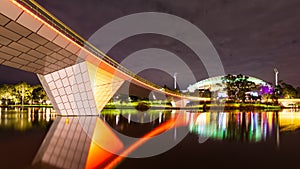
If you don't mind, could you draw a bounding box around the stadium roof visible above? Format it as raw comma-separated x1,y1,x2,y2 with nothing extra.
187,75,271,92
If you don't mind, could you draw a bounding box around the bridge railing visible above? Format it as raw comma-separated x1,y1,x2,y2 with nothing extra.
16,0,184,97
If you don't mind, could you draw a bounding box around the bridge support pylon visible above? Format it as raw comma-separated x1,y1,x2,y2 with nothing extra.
38,61,124,116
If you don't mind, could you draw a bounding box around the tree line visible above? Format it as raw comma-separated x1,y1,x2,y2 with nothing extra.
0,81,48,105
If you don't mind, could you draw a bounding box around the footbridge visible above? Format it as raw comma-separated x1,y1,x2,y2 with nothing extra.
0,0,207,116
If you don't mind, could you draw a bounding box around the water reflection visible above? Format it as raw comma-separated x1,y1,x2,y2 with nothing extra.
189,112,277,142
2,108,300,168
279,109,300,131
189,110,300,143
0,107,56,131
32,110,177,168
30,109,300,168
100,109,172,138
32,116,122,169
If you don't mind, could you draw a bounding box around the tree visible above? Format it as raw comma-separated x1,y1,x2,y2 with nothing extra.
296,87,300,98
199,89,211,98
32,85,48,104
280,82,297,99
222,74,257,102
13,81,33,105
0,84,14,105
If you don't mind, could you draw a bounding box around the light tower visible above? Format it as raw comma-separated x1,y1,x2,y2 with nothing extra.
173,73,178,90
274,68,279,86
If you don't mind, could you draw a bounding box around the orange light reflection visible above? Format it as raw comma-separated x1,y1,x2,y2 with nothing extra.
85,118,124,169
104,113,189,169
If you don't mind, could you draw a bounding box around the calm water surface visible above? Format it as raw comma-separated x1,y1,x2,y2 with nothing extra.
1,107,300,169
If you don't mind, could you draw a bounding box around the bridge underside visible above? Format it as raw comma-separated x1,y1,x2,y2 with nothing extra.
0,1,84,74
0,1,129,115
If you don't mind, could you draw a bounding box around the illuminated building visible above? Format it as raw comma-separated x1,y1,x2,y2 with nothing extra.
187,75,273,98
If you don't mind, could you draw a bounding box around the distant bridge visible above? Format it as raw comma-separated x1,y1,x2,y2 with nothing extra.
0,0,209,116
278,99,300,108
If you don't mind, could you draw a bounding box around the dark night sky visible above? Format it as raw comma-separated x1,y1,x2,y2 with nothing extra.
1,0,300,88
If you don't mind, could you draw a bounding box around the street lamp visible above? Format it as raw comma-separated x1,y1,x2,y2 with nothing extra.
274,68,279,86
173,73,178,90
274,68,280,96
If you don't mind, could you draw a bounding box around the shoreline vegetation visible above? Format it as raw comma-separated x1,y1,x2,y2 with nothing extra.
0,102,283,111
103,101,283,111
0,81,49,106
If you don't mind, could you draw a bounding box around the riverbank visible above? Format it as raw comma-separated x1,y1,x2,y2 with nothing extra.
205,103,281,111
104,102,283,111
0,104,53,108
0,102,284,111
